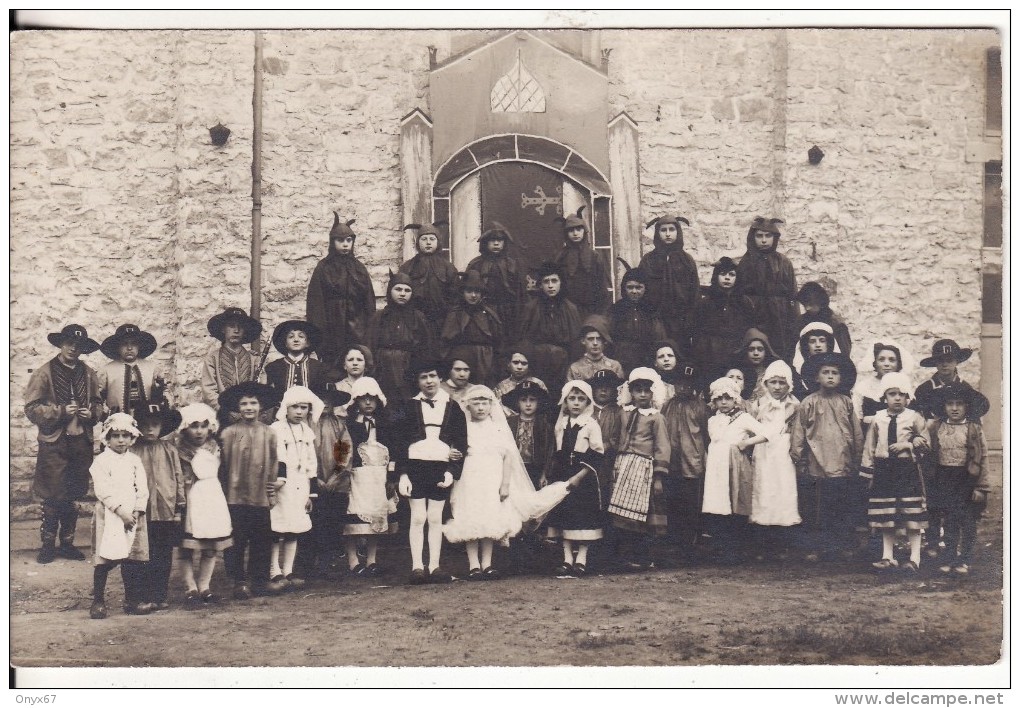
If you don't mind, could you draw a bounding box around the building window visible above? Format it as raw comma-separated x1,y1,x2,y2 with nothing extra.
986,48,1001,134
984,161,1002,248
982,272,1002,325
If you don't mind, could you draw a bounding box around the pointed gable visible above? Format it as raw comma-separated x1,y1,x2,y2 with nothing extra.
430,30,609,176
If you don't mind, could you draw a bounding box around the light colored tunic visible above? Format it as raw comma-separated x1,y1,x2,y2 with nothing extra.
90,448,149,564
270,420,317,534
749,395,801,526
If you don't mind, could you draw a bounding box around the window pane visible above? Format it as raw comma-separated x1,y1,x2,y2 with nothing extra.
984,161,1002,248
987,48,1002,133
982,272,1002,324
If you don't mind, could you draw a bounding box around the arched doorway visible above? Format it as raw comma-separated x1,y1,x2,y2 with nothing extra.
433,134,614,301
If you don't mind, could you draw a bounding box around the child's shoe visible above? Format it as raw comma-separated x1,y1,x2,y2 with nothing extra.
57,544,87,561
428,569,453,584
184,589,201,608
871,558,899,570
89,601,107,620
408,568,428,585
200,589,218,603
266,575,289,594
571,564,587,578
366,563,384,578
124,602,155,615
285,574,306,590
350,563,367,577
467,567,485,581
553,563,573,577
901,561,920,573
37,544,57,564
232,583,252,600
483,567,502,581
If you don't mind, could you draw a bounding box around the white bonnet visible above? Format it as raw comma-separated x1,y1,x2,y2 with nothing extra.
102,411,141,441
276,385,325,423
709,376,743,401
177,403,219,434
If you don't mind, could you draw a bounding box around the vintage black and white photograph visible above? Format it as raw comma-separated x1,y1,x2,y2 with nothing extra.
8,10,1008,691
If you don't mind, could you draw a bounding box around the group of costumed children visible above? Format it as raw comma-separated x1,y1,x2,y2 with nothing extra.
24,210,992,620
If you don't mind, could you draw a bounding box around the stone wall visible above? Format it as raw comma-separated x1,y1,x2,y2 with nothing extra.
9,29,997,516
603,28,994,382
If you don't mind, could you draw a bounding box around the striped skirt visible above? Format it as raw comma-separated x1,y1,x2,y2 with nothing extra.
607,453,668,536
867,457,929,531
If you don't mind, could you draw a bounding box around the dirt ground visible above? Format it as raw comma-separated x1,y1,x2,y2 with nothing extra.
10,494,1004,671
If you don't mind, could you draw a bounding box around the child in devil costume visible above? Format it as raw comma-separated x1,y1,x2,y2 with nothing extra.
553,206,611,320
735,216,800,358
638,214,701,351
400,221,459,341
466,222,528,337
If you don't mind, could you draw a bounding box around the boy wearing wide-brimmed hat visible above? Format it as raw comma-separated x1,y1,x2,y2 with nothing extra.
264,319,331,398
97,323,169,415
200,307,263,421
913,339,976,420
130,400,185,610
24,324,105,563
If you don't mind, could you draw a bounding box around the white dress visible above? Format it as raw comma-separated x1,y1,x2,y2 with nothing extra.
185,447,232,539
270,420,317,534
749,397,802,526
444,418,570,545
444,419,521,544
703,411,767,516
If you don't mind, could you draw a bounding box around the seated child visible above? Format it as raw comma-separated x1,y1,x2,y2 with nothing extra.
860,372,930,572
98,323,170,414
660,362,709,560
131,401,185,611
927,382,991,575
218,381,281,599
703,377,768,563
268,386,324,592
173,403,232,606
567,317,624,383
789,352,864,562
342,378,398,576
607,369,671,570
88,413,150,619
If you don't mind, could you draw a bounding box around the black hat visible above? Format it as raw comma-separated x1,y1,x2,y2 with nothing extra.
408,355,445,381
458,270,486,293
329,212,357,240
47,324,101,354
796,281,831,308
502,342,537,364
100,323,158,360
218,381,280,413
478,221,513,244
801,352,857,393
556,206,588,232
616,258,648,287
271,320,323,356
930,381,990,420
535,261,564,282
320,382,352,409
132,401,183,438
920,339,973,368
501,380,552,411
207,307,262,344
586,368,625,389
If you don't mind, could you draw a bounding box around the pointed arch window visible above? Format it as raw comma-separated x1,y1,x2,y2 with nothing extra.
490,49,546,113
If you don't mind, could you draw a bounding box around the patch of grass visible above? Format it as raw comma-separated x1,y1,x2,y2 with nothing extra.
571,628,637,651
410,608,435,622
768,614,958,663
610,605,636,617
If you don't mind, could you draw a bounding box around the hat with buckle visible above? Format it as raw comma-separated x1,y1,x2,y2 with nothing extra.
207,307,262,344
585,368,625,389
100,323,158,360
320,382,352,409
920,339,973,368
47,324,101,354
501,380,552,411
132,400,183,438
802,352,858,394
218,381,280,413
